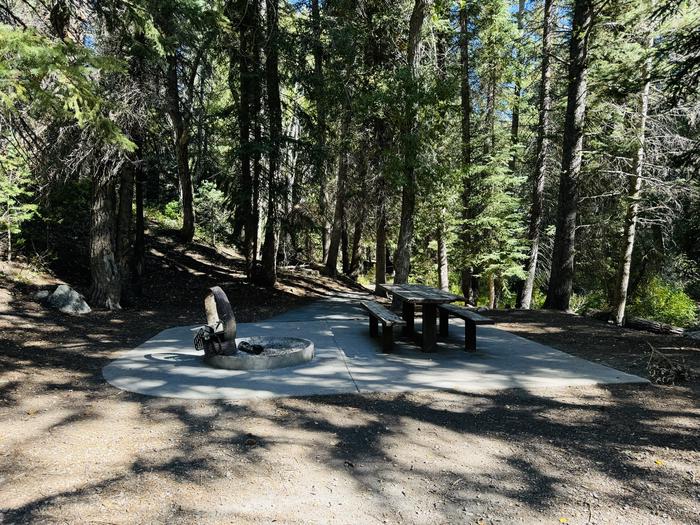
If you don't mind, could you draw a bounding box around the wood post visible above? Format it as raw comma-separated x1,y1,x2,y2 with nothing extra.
422,304,437,352
369,315,379,337
402,302,415,336
382,326,394,353
439,308,449,337
465,320,476,352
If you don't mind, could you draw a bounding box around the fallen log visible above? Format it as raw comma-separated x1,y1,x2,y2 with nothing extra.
624,316,684,335
584,310,686,335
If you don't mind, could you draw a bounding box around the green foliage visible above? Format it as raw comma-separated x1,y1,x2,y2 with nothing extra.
530,288,547,310
194,181,231,245
628,277,697,327
163,200,182,221
462,153,528,283
145,201,183,231
568,290,609,315
0,147,38,259
1,0,699,316
0,24,133,150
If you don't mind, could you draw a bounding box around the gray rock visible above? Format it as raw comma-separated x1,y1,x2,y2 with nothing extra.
686,331,700,341
47,284,91,314
34,290,50,300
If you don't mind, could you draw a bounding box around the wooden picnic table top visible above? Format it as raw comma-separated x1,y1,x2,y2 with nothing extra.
378,283,464,304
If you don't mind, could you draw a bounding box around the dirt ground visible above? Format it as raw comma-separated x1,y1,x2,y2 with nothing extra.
1,240,699,524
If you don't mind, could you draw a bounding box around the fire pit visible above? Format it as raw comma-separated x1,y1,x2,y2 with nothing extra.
204,336,315,370
193,287,314,370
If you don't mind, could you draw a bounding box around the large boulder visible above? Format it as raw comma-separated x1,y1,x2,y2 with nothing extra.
47,284,91,315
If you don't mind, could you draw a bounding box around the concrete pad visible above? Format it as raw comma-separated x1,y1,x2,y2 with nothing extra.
329,320,647,394
103,297,648,400
103,321,359,400
266,292,370,322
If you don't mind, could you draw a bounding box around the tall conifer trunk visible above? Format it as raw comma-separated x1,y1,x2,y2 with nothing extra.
394,0,428,289
544,0,594,310
165,52,195,242
375,199,387,296
131,35,147,297
437,225,449,291
348,151,368,278
509,0,525,175
251,13,263,270
520,0,554,309
614,33,654,325
133,151,145,295
89,169,121,310
115,163,134,303
326,104,352,276
341,216,350,274
311,0,330,263
261,0,283,286
235,0,262,277
459,3,476,304
434,1,450,292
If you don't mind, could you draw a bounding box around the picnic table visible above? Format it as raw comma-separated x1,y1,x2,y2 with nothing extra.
378,284,464,352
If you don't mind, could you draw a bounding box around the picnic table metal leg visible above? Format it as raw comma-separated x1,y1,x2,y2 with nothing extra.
439,308,449,337
401,302,414,336
465,320,477,352
422,303,437,352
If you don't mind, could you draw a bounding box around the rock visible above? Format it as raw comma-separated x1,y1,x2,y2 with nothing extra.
47,284,91,315
34,290,50,300
686,331,700,341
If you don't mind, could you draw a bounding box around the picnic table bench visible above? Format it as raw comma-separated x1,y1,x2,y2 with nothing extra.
438,303,494,352
360,300,406,353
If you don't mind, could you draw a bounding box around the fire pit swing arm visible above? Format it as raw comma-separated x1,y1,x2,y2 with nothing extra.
194,286,263,356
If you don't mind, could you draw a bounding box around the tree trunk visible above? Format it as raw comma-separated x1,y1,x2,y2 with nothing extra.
234,0,262,277
349,217,364,278
6,199,11,262
393,0,427,289
311,0,330,263
341,215,350,275
260,0,283,287
165,52,195,243
613,35,653,325
375,201,387,297
133,154,145,296
374,187,386,297
488,274,496,309
519,0,554,309
509,0,526,175
459,4,476,304
544,0,594,310
89,170,121,310
325,106,352,276
251,40,263,271
437,225,449,291
433,2,450,294
115,162,134,304
348,152,368,278
282,111,301,263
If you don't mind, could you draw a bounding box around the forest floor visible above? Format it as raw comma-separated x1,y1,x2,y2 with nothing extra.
1,231,699,524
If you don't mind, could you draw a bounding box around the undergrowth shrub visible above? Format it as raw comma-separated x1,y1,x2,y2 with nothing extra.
163,200,181,221
628,277,697,327
569,290,608,314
